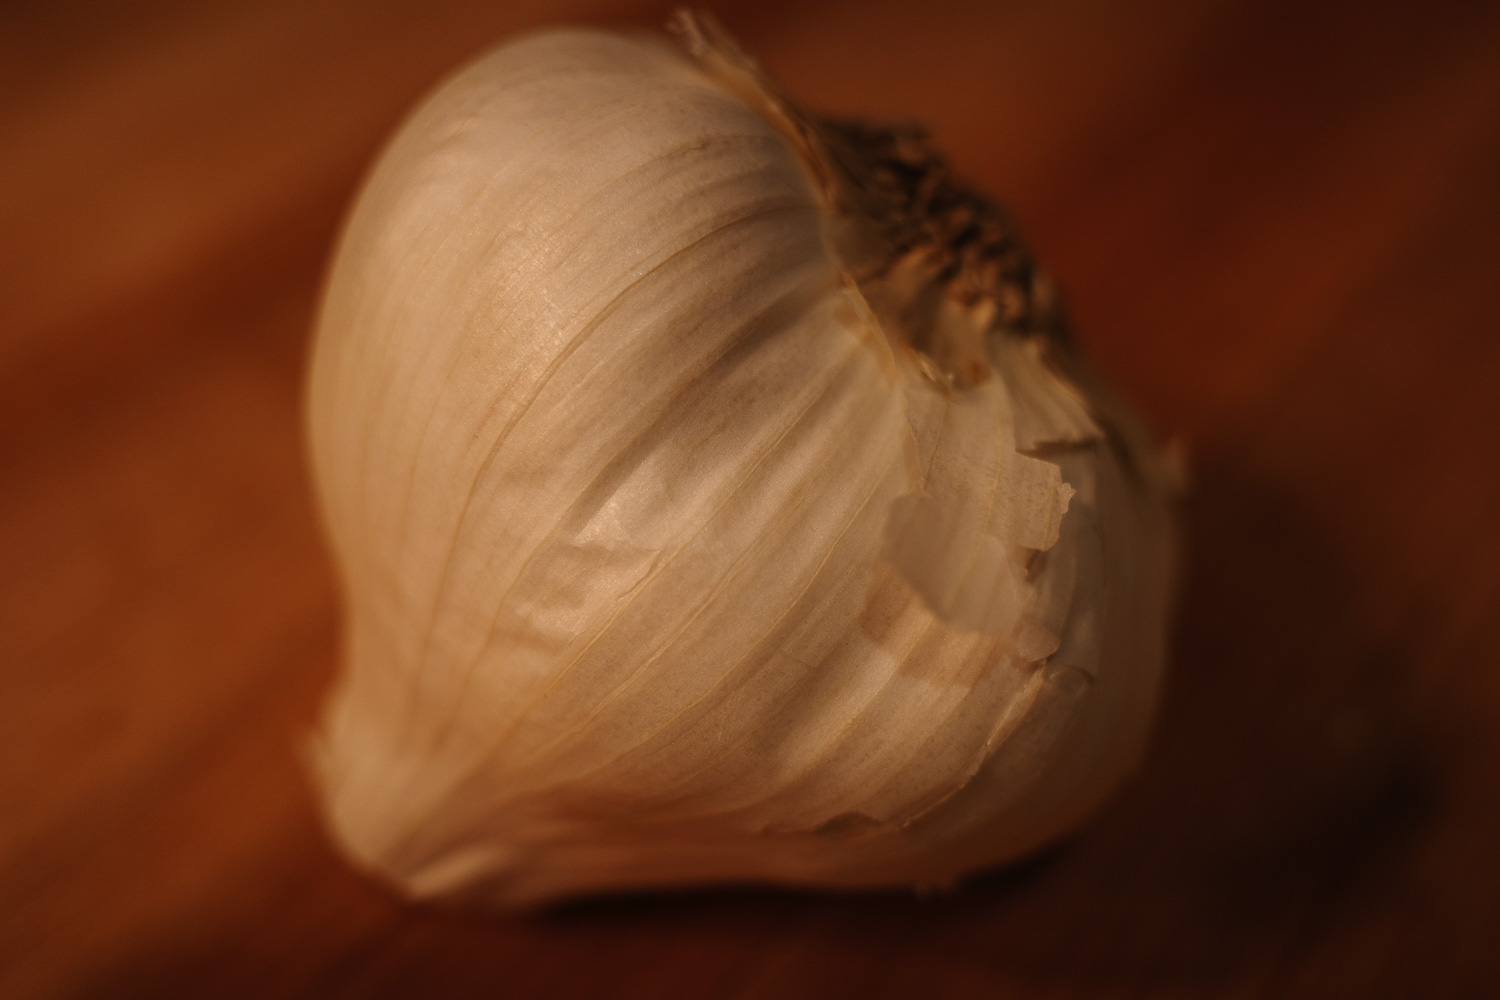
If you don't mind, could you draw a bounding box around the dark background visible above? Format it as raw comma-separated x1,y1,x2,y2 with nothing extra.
3,0,1499,996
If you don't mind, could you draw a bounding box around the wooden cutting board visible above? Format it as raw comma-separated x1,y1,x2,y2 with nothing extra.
3,0,1498,996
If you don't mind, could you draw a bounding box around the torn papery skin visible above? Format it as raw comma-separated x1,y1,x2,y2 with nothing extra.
306,17,1177,907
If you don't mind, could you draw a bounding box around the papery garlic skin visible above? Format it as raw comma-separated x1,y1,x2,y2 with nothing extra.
307,24,1175,907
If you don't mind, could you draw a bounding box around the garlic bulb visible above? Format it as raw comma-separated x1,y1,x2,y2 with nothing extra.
307,14,1176,908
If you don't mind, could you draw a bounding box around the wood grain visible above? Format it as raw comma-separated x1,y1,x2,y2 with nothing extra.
3,0,1499,996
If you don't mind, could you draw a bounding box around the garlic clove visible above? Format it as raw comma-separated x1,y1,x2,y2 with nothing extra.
307,18,1176,908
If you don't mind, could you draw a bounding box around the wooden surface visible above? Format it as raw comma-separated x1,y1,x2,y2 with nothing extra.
4,0,1499,996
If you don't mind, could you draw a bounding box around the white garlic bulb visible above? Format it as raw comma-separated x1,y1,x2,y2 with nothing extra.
307,15,1176,908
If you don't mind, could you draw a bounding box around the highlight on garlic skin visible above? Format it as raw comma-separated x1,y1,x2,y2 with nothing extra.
306,13,1177,908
